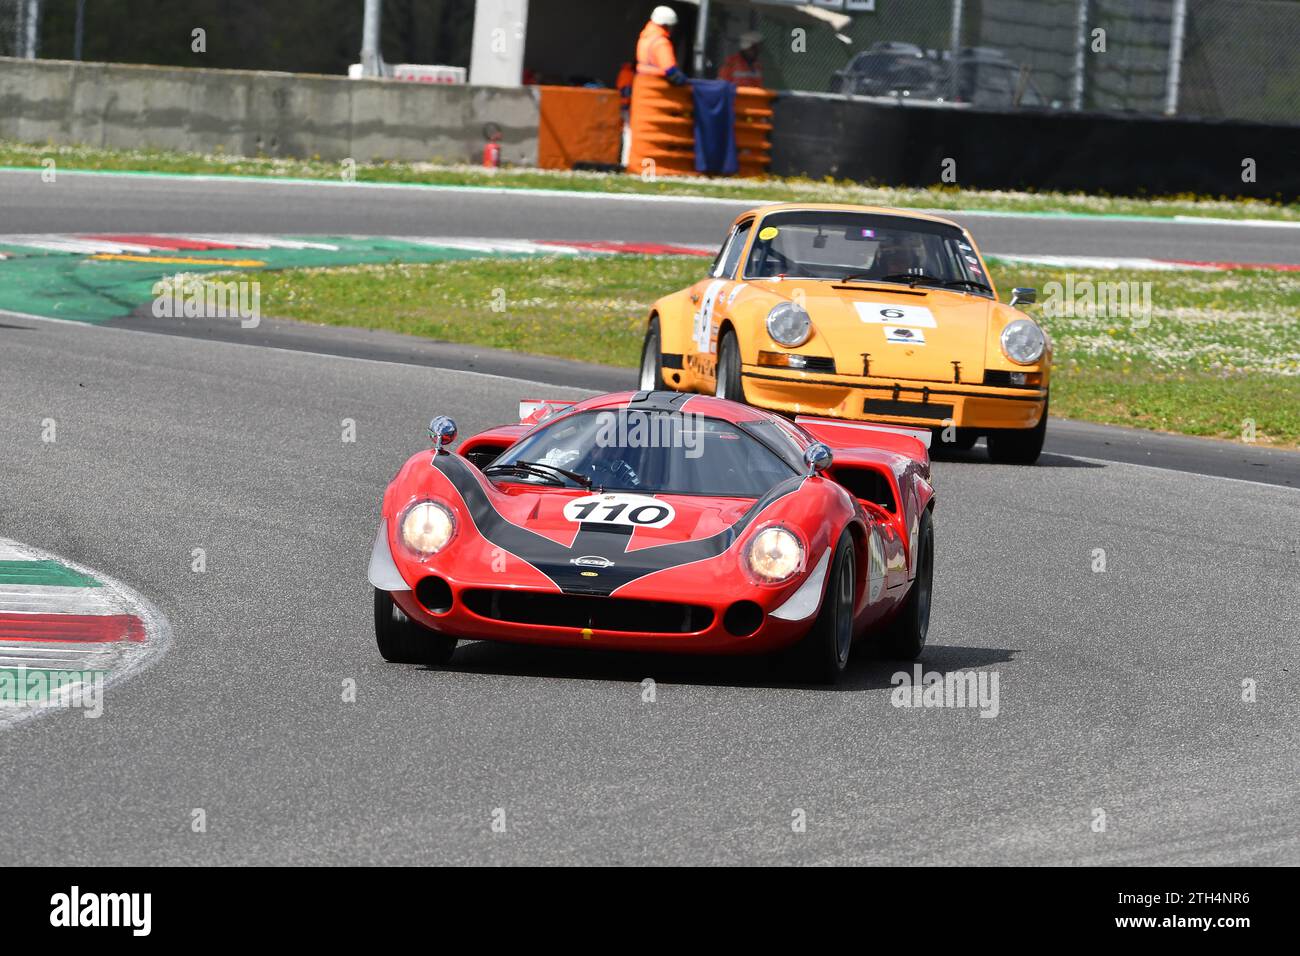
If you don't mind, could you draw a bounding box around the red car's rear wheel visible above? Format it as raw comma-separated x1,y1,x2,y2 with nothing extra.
875,509,933,660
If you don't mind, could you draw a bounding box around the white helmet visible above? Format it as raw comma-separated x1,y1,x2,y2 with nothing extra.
651,5,678,27
740,31,763,49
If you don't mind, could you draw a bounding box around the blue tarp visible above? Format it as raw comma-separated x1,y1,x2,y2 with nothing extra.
691,79,738,175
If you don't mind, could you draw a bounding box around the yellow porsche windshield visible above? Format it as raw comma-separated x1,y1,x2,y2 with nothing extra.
743,211,990,294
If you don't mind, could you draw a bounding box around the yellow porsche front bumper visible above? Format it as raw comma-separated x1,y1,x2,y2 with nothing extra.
741,365,1047,431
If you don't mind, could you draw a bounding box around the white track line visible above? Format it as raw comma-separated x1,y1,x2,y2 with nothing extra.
0,584,133,615
0,306,606,393
1061,454,1300,492
8,168,1300,230
990,254,1219,271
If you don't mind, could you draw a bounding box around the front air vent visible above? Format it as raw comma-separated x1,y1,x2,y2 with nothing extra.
416,576,453,614
463,590,713,634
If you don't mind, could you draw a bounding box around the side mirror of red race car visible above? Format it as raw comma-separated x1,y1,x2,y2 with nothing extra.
804,442,833,475
428,416,458,453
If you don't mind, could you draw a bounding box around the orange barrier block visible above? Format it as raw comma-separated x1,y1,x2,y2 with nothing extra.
734,86,776,179
537,85,622,170
628,74,696,177
627,75,774,178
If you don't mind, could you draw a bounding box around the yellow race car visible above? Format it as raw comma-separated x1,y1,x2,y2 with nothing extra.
640,203,1051,464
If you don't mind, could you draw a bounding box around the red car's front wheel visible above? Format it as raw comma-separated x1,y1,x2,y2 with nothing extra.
373,588,457,666
790,529,857,684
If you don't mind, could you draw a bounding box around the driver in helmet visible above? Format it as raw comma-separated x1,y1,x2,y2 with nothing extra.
874,232,929,277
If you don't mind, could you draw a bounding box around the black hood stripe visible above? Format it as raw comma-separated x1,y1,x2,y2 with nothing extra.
432,453,804,596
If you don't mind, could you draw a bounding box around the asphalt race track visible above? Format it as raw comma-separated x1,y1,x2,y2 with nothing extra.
4,168,1300,264
1,312,1297,865
1,171,1298,864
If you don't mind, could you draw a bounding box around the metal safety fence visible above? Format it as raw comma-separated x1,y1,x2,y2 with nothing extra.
698,0,1300,125
0,0,34,59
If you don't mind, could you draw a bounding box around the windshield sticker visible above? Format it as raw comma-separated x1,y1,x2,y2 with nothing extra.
758,226,779,241
854,302,937,328
563,493,676,529
885,326,926,345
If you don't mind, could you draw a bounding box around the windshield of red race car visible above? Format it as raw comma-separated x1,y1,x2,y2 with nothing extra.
489,410,802,497
743,211,991,294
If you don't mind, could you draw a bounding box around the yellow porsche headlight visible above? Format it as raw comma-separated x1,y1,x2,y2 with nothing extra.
746,526,806,584
766,302,812,348
399,501,456,557
1000,319,1046,365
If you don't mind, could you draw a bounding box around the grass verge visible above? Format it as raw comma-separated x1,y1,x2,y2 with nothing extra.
3,140,1298,222
255,255,1300,447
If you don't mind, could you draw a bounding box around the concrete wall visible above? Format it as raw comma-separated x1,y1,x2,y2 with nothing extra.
0,57,539,165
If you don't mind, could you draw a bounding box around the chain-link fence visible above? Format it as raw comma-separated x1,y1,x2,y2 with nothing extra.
3,0,1296,126
0,0,29,58
703,0,1300,125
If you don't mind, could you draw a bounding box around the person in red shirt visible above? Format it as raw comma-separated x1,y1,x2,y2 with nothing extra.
719,31,764,88
616,60,635,110
637,6,687,86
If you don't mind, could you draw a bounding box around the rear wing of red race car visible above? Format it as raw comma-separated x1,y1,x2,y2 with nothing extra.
794,416,931,463
518,399,577,425
796,416,934,536
456,399,578,466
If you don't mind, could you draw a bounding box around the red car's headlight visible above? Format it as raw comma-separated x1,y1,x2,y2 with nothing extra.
398,500,457,557
745,525,806,584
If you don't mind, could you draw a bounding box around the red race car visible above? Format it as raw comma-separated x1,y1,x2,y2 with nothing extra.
367,391,935,683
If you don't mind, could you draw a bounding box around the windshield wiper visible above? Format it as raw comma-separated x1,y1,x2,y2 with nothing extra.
837,272,947,289
943,278,994,294
877,272,951,288
484,459,592,488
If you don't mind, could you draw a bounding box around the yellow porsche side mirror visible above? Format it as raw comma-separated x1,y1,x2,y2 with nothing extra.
1010,287,1037,308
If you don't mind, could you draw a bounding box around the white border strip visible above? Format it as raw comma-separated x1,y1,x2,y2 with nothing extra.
0,538,172,730
6,168,1300,231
